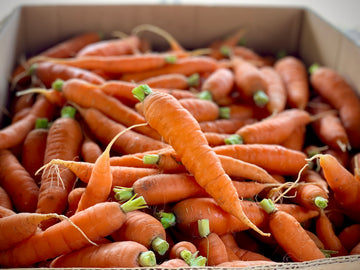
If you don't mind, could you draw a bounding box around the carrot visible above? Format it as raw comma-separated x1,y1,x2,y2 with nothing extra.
315,210,348,257
307,97,350,152
201,68,235,102
213,144,308,175
226,103,256,120
274,56,309,110
133,84,269,237
0,95,55,150
350,241,360,255
0,212,63,251
76,35,141,57
179,98,221,122
36,106,83,217
195,219,229,266
259,198,326,262
0,206,16,218
280,125,306,151
75,123,138,213
0,186,13,211
29,61,105,88
157,258,190,267
21,118,49,184
300,169,329,194
0,199,146,267
111,210,169,255
260,66,287,114
310,65,360,149
50,241,156,268
121,56,219,82
338,224,360,252
80,133,102,163
168,240,206,266
16,85,67,108
10,93,35,116
0,149,39,213
204,132,238,147
57,78,162,140
199,118,255,134
220,233,272,261
76,106,167,154
65,187,85,217
235,109,311,145
138,73,197,90
311,154,360,222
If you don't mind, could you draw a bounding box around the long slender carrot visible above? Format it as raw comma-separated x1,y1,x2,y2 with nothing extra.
133,84,269,237
111,210,169,255
213,144,308,175
36,106,83,217
76,106,167,154
21,118,49,184
0,149,39,213
274,56,309,110
29,61,105,88
138,73,196,90
259,198,325,262
235,109,311,145
315,210,348,257
310,65,360,149
0,199,146,267
76,35,141,57
50,241,156,268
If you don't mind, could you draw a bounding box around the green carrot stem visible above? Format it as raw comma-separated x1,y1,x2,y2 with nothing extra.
52,79,65,92
113,187,134,202
220,45,231,57
219,107,230,119
35,118,49,129
132,84,153,102
138,250,157,267
179,250,193,263
165,55,177,64
157,211,176,229
259,198,277,214
253,90,269,107
187,73,200,87
189,255,207,267
320,249,338,258
120,195,147,213
143,154,160,165
60,106,76,119
308,63,320,74
314,196,328,209
197,90,212,101
151,236,169,256
198,219,210,238
224,134,243,145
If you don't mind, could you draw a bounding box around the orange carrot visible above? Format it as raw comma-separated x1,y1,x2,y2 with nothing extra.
111,210,169,255
0,186,13,211
65,187,85,217
235,109,311,145
80,133,102,163
213,144,308,175
350,241,360,255
280,125,306,151
260,66,287,114
179,98,221,122
36,106,83,217
0,149,39,213
0,212,62,251
286,183,329,210
201,68,235,102
0,199,147,267
274,56,309,110
338,224,360,252
0,206,16,218
29,61,105,88
76,106,167,154
199,118,255,134
169,241,201,265
260,198,325,262
138,73,197,90
315,210,348,257
76,35,141,57
21,118,49,184
310,65,360,149
50,241,156,268
232,57,269,107
121,56,219,82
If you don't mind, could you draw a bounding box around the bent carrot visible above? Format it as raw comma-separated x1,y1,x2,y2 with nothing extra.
260,198,325,262
0,149,39,213
0,199,146,267
50,241,156,268
133,85,269,236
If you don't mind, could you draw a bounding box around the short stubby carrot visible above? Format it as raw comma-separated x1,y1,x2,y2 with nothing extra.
201,68,235,103
179,98,221,122
133,85,269,237
29,61,105,88
274,56,309,110
310,65,360,149
49,241,156,268
0,199,146,267
213,144,308,175
0,149,39,213
138,73,195,90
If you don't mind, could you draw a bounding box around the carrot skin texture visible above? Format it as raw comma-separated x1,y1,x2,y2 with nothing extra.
0,149,39,213
196,232,229,266
49,241,151,268
0,201,127,267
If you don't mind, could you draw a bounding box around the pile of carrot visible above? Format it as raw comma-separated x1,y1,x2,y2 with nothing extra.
0,24,360,268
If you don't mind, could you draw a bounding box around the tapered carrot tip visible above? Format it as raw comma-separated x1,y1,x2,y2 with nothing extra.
152,236,170,255
139,250,157,267
253,90,269,107
314,196,328,209
113,187,134,202
197,90,213,101
259,198,277,214
219,107,230,119
132,84,153,102
224,134,243,145
157,211,176,229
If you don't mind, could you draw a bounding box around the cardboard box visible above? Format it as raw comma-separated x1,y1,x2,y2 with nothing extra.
0,4,360,269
